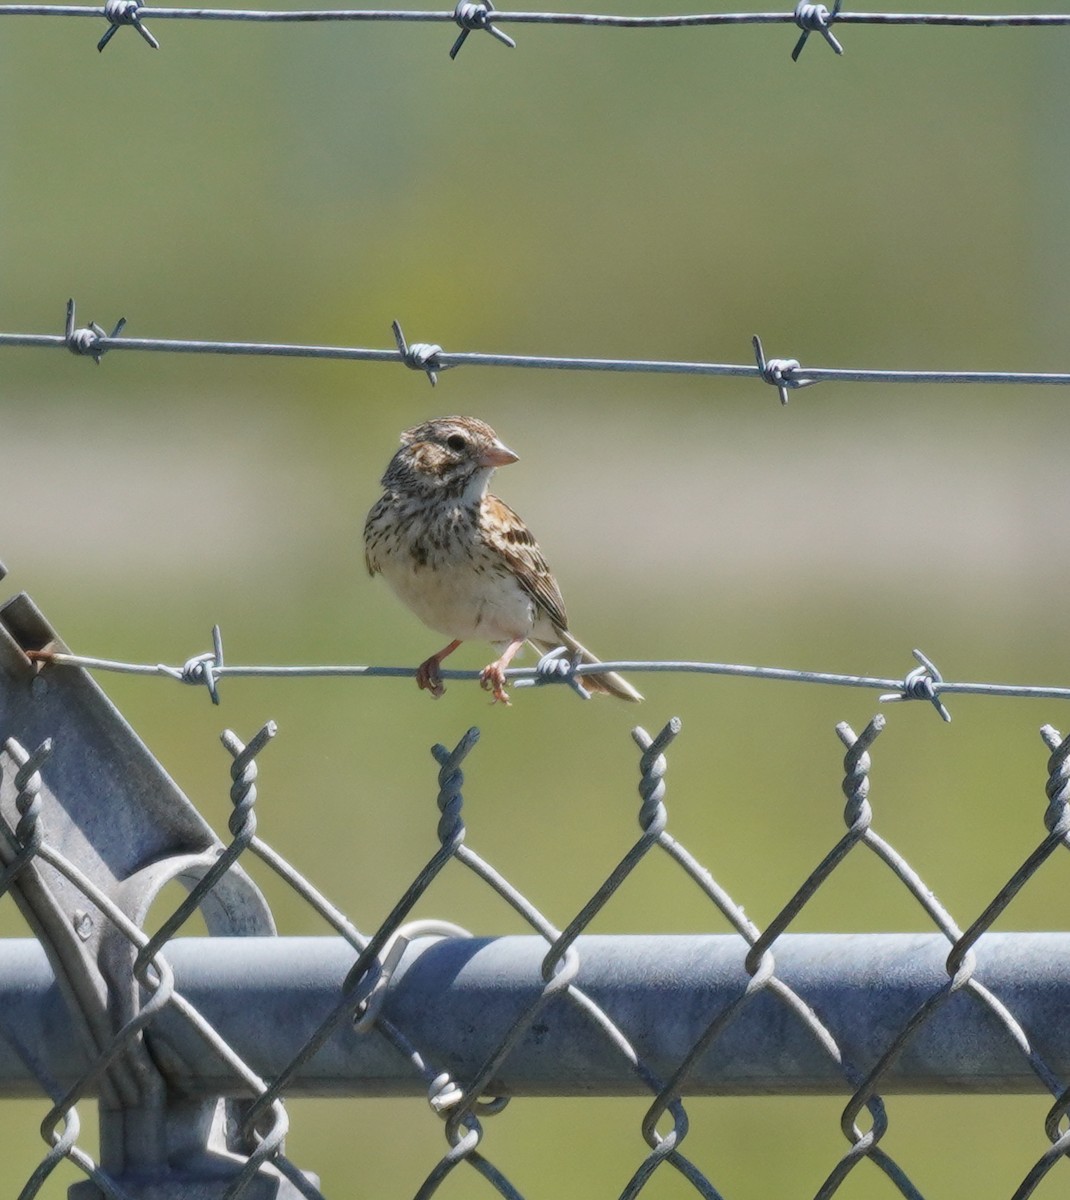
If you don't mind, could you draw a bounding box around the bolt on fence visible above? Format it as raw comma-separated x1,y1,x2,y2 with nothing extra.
5,563,1070,1198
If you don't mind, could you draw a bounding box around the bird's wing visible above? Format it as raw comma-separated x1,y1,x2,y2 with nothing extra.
481,494,569,631
363,497,386,576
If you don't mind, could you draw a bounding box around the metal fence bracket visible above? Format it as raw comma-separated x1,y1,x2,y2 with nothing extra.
0,588,317,1199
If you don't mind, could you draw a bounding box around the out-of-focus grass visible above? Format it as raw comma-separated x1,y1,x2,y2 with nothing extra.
4,2,1070,1193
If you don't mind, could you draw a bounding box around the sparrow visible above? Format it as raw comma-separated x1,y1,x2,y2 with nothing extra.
364,415,642,705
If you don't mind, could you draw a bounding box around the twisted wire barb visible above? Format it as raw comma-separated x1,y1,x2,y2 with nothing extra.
7,302,1070,392
791,0,842,56
27,635,1070,715
0,738,49,894
97,0,157,48
449,0,516,56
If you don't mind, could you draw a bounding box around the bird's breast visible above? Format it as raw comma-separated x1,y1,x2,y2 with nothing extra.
367,501,537,644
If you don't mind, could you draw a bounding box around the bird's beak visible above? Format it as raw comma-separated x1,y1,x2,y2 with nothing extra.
479,439,520,468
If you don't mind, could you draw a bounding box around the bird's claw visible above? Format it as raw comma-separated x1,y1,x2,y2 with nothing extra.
479,662,511,705
416,657,446,699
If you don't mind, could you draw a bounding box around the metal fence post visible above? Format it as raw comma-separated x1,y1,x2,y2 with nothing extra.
0,579,318,1199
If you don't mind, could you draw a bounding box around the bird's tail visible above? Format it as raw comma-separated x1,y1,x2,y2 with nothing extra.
533,630,643,702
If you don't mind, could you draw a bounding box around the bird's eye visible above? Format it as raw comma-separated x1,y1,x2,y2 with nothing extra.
446,434,467,452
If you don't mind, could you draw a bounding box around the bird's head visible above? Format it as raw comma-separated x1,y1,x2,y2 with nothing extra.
383,415,519,501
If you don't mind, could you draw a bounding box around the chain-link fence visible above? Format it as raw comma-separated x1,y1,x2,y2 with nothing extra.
4,568,1070,1200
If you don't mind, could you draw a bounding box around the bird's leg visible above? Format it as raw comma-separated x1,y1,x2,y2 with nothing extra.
416,639,462,698
480,638,526,705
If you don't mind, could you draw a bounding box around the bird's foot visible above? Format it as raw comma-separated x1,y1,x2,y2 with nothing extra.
479,661,511,705
416,656,446,698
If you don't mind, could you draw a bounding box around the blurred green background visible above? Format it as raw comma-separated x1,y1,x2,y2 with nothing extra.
3,0,1070,1193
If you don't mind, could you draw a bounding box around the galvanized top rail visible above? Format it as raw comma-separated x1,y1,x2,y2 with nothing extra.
4,303,1070,401
3,0,1070,57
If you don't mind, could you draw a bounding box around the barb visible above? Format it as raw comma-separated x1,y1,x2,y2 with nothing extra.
62,299,126,365
514,644,592,699
164,624,225,704
24,637,1070,712
392,319,445,386
450,0,515,56
791,0,842,57
752,333,815,403
97,0,158,48
6,302,1070,391
879,647,951,722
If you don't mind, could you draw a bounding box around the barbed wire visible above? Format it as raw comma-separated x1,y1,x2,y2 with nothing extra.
4,301,1070,401
24,636,1070,718
5,0,1070,58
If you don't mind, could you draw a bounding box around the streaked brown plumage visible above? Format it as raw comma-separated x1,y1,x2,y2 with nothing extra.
364,416,641,704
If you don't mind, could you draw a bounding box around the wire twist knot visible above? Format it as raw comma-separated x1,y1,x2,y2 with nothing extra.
450,0,516,58
791,0,843,59
163,625,225,704
179,652,221,700
514,645,592,699
453,0,491,30
752,333,814,404
428,1072,465,1113
1040,725,1070,835
392,319,445,386
432,727,478,847
64,299,127,364
632,718,681,833
837,715,883,831
5,738,51,862
98,0,159,51
880,648,952,722
223,721,276,840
